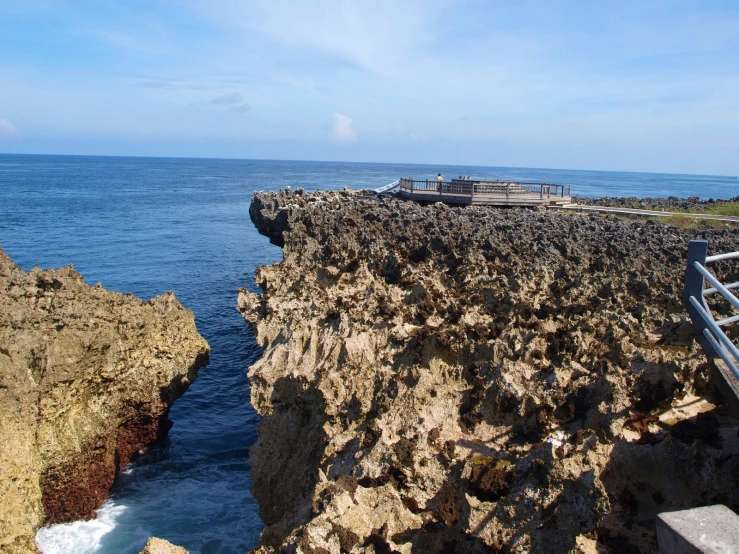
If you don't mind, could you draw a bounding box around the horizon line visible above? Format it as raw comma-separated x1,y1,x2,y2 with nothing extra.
1,151,736,180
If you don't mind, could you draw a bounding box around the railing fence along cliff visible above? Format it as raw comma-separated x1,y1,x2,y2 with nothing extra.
398,178,570,200
684,239,739,378
375,179,400,193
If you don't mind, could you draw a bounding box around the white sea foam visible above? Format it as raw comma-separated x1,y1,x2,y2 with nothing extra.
35,501,127,554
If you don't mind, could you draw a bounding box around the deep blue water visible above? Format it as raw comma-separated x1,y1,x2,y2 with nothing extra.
0,154,736,554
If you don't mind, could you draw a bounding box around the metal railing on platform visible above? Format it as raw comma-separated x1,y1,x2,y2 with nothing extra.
375,179,400,193
398,178,570,199
684,239,739,378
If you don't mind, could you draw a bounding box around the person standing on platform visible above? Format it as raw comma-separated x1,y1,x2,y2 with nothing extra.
435,173,443,192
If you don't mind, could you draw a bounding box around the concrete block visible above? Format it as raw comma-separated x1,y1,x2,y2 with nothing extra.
657,505,739,554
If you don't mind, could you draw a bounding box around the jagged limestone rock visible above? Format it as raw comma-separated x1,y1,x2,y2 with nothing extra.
139,537,189,554
240,189,739,554
0,248,209,553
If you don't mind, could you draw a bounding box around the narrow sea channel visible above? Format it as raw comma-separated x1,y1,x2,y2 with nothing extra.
0,154,734,553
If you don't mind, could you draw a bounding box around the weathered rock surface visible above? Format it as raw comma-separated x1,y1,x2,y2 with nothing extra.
573,195,739,212
0,248,209,553
139,537,190,554
240,189,739,553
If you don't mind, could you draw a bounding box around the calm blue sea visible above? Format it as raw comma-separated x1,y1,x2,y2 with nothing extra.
0,154,736,554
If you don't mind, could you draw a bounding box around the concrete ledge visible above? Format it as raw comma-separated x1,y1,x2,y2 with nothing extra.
657,505,739,553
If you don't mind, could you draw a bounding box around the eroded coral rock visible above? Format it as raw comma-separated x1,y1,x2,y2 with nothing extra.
240,189,739,553
139,537,189,554
0,248,209,553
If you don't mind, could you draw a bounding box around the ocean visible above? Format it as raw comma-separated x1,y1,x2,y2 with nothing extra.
0,154,736,554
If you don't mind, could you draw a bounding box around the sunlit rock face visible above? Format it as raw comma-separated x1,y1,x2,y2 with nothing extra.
241,189,739,554
0,248,209,553
139,537,189,554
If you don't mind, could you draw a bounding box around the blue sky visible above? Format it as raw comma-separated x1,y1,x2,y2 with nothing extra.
1,0,738,174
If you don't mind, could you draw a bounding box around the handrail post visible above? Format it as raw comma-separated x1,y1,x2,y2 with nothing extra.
684,240,717,356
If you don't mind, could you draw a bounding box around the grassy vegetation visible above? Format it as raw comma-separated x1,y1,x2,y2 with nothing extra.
644,200,739,228
648,214,737,229
703,201,739,217
654,215,706,229
558,204,739,230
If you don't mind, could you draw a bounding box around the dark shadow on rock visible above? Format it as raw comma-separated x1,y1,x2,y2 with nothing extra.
391,480,498,554
596,421,739,553
250,375,328,548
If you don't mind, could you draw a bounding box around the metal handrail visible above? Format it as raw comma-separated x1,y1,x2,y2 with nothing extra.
703,282,739,296
707,252,739,263
684,239,739,379
397,178,570,198
375,179,400,193
693,263,739,311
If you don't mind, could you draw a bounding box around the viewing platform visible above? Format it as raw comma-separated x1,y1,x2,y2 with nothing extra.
396,178,571,207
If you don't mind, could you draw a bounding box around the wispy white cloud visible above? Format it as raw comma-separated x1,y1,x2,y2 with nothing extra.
188,0,451,76
136,77,210,91
332,113,356,143
201,92,251,114
208,92,243,105
179,1,739,122
229,103,251,114
0,118,17,137
1,1,739,173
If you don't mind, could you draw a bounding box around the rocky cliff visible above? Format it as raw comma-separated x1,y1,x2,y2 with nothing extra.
0,248,210,553
240,189,739,554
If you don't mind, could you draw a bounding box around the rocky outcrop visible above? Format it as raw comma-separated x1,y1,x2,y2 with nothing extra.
139,537,189,554
240,189,739,553
0,248,209,553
